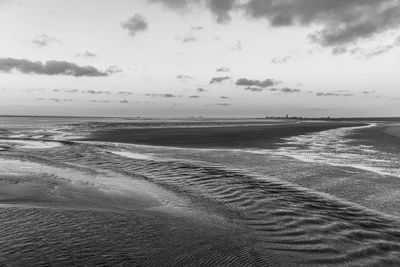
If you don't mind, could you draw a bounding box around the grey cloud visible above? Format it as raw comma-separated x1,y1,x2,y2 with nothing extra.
278,87,301,93
210,76,230,84
149,0,400,46
245,0,400,46
75,51,97,58
90,100,111,103
0,58,108,77
316,92,354,97
146,93,177,98
177,74,192,81
122,14,148,37
236,78,277,88
82,90,111,95
53,89,79,93
244,86,301,93
106,65,123,74
118,91,133,96
26,88,45,92
215,103,231,106
244,87,263,92
32,34,60,47
362,90,374,94
220,96,229,99
191,26,203,31
271,56,291,64
333,42,397,58
149,0,235,23
181,36,197,43
120,100,129,103
148,0,195,10
207,0,235,23
395,36,400,45
189,95,200,98
363,45,394,58
216,67,230,72
229,41,242,51
332,47,348,55
37,98,72,102
197,87,207,92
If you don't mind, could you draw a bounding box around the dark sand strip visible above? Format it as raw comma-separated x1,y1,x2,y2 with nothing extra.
385,124,400,139
81,121,366,148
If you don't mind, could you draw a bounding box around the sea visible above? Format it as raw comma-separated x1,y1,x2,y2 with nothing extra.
0,116,400,266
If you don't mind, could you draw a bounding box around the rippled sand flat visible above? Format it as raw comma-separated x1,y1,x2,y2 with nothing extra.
1,119,400,265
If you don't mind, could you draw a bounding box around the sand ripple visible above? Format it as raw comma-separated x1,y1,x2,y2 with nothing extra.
0,142,397,266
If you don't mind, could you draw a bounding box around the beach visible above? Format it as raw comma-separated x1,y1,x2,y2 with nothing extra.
1,117,400,265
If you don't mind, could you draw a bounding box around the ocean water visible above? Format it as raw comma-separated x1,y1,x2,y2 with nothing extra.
1,117,400,266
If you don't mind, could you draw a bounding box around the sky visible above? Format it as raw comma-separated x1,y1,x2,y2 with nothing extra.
1,0,400,117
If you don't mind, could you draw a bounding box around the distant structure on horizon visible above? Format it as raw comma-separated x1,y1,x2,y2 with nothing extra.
265,115,332,120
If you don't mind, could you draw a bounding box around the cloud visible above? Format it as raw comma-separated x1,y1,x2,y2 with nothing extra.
149,0,235,23
220,96,229,99
37,98,72,102
90,100,111,103
120,100,129,103
332,46,349,55
82,90,111,95
363,45,395,58
197,87,207,92
32,34,61,47
0,58,108,77
149,0,400,46
236,78,278,88
276,87,301,93
229,40,242,51
215,103,231,106
75,51,97,58
316,92,354,97
210,76,230,84
118,91,133,96
106,65,123,74
362,90,374,94
271,56,291,64
244,87,263,92
246,0,400,46
176,74,193,81
181,36,198,43
121,14,148,37
146,93,177,98
216,67,230,72
53,89,79,93
26,88,45,92
395,36,400,45
244,86,301,93
207,0,235,23
333,35,400,57
189,95,200,98
191,26,204,31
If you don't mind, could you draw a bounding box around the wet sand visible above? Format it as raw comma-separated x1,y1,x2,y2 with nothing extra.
0,158,185,212
82,121,366,148
1,120,400,266
385,124,400,139
0,155,308,266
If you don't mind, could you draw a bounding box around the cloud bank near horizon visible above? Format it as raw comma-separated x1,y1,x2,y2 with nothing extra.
0,58,109,77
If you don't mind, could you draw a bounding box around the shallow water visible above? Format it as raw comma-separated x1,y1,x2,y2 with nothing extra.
1,117,400,265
